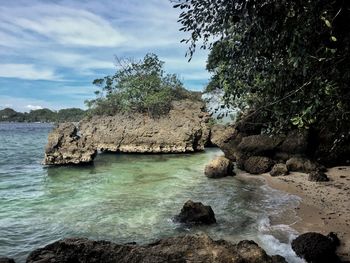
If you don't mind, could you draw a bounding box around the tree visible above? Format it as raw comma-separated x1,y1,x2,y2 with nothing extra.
86,53,200,117
174,0,350,140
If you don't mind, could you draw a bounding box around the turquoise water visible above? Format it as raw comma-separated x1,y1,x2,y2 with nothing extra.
0,123,303,263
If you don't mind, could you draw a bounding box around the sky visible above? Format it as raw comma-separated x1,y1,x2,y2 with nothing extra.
0,0,210,112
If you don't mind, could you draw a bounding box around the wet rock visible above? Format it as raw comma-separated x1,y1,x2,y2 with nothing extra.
286,157,321,173
238,134,282,156
308,171,330,182
270,163,289,177
291,232,340,263
204,156,234,178
27,234,286,263
43,123,97,165
0,258,15,263
79,100,210,154
244,156,274,174
174,200,216,225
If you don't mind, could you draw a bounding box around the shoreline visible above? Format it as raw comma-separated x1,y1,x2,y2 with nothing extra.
237,167,350,261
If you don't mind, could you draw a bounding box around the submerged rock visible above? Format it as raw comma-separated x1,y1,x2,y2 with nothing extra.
308,171,330,182
79,100,210,154
204,156,234,178
244,156,274,174
291,232,340,263
174,200,216,225
43,123,97,165
270,163,289,177
27,234,286,263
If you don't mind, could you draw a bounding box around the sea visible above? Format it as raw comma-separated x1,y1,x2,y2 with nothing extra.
0,123,305,263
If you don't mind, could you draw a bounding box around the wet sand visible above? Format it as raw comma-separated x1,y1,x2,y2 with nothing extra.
260,167,350,261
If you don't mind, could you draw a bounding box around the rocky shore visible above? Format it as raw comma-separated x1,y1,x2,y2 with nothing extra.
22,234,287,263
43,100,211,165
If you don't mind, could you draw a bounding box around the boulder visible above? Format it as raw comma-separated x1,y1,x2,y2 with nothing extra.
308,171,330,182
244,156,274,175
204,156,234,178
209,125,240,161
0,258,15,263
174,200,216,225
270,164,289,177
27,234,286,263
277,130,309,155
291,232,340,263
43,123,97,165
79,100,211,153
286,157,322,173
237,134,282,156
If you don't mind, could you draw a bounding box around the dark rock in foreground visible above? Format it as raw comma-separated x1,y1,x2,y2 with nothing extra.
205,156,234,178
27,234,287,263
43,123,97,165
0,258,15,263
174,200,216,225
291,232,340,263
308,171,330,182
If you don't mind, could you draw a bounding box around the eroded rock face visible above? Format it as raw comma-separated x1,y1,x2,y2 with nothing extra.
27,234,286,263
79,100,210,153
174,200,216,225
205,156,234,178
244,156,274,175
291,232,340,263
43,123,97,165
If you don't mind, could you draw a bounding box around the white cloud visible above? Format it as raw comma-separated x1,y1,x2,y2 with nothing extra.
0,64,59,81
26,105,43,110
0,4,126,48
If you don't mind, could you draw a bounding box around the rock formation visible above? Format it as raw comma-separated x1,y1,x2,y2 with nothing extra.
204,156,234,178
270,163,289,177
308,171,330,182
27,234,287,263
43,100,211,165
291,232,340,263
43,123,97,165
174,200,216,225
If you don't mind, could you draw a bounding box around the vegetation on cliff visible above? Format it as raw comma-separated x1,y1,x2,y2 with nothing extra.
0,107,86,123
174,1,350,142
85,53,201,117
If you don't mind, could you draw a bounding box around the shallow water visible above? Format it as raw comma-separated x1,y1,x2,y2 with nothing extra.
0,123,304,263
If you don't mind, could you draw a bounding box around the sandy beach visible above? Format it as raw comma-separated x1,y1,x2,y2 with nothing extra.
252,167,350,261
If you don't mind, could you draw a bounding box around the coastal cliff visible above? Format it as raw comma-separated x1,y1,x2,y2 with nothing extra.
43,100,211,165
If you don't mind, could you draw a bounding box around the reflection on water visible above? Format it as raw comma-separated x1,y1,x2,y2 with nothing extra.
0,123,302,263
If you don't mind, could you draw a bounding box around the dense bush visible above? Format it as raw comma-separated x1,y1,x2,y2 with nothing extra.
85,53,201,117
174,0,350,141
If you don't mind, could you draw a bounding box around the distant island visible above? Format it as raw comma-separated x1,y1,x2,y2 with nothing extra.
0,107,86,123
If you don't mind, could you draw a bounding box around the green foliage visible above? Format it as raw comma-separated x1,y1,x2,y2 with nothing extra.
86,53,200,117
174,0,350,139
0,108,86,122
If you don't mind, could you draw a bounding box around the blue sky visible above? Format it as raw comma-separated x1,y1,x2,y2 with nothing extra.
0,0,210,112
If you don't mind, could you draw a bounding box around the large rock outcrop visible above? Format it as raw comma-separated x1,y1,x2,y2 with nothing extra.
43,123,97,165
79,100,210,153
27,234,286,263
43,100,211,165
